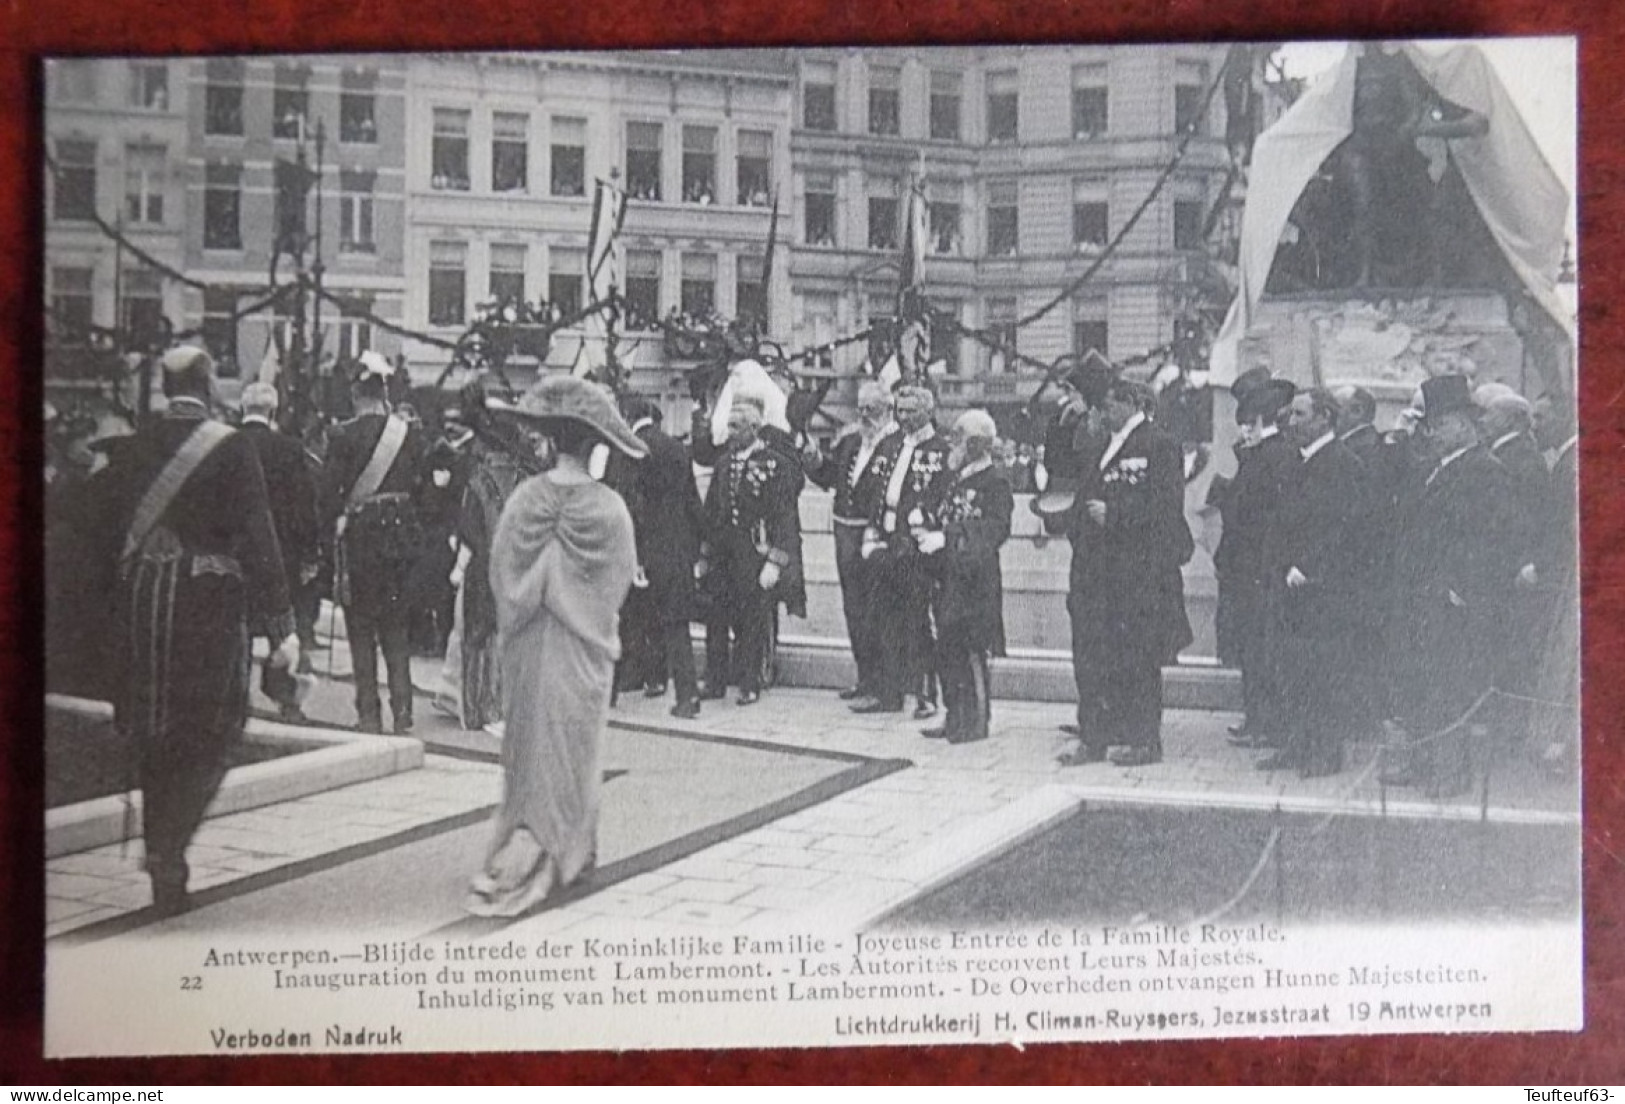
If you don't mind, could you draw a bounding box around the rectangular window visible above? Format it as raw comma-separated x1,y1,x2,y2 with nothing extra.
202,287,240,377
868,196,898,251
1072,64,1109,138
120,269,164,349
548,248,584,318
340,69,377,143
987,181,1018,257
929,201,961,256
428,241,467,326
338,170,375,253
491,112,529,193
804,173,836,246
868,67,900,136
550,116,586,197
203,161,241,249
623,250,661,331
735,255,766,329
1174,198,1204,250
682,126,717,205
929,70,961,141
736,129,772,208
803,63,836,131
1073,203,1108,251
336,302,373,362
489,242,527,304
1175,64,1209,136
128,61,168,110
625,121,663,201
1073,295,1109,358
986,70,1019,144
52,139,96,222
49,267,95,345
986,297,1018,373
929,301,961,374
204,59,244,137
124,143,165,225
680,252,716,317
52,60,99,104
272,64,311,141
432,108,471,191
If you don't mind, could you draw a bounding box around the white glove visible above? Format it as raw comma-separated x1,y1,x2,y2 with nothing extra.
1085,500,1107,525
633,564,650,589
270,633,301,672
1517,563,1539,589
916,530,946,555
432,469,451,488
695,559,710,579
860,528,882,561
1285,566,1308,589
758,561,782,590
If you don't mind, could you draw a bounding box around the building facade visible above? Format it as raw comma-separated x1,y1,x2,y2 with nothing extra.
399,51,794,402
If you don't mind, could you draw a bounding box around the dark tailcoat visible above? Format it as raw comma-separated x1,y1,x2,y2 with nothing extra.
807,426,895,691
928,461,1013,656
1338,423,1383,474
96,411,293,888
1388,444,1519,732
1271,436,1373,767
239,421,321,592
631,421,705,625
1066,418,1193,753
1490,431,1553,571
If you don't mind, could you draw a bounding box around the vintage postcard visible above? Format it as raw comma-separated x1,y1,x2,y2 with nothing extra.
41,38,1580,1056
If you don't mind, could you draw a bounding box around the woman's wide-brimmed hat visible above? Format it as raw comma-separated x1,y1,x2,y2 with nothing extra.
490,375,649,458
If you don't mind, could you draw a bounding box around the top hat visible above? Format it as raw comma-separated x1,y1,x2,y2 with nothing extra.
1235,378,1296,424
1229,366,1274,402
1420,374,1474,423
490,376,649,458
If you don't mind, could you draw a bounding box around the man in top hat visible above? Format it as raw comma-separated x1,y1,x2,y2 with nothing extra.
1260,388,1373,777
915,409,1013,744
1383,374,1520,790
1059,374,1194,767
324,351,431,734
237,382,322,718
1213,367,1299,749
94,345,299,914
852,384,953,718
697,394,805,705
618,393,706,718
802,380,897,703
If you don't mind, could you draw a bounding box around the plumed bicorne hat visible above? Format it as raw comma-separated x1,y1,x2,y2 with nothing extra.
489,375,649,459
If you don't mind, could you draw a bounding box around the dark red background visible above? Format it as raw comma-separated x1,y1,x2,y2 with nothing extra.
2,0,1621,1084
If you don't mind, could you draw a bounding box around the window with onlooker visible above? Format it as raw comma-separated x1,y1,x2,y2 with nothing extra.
428,241,467,326
548,248,584,318
202,287,240,376
680,253,716,317
929,198,962,256
340,68,377,144
550,117,587,197
986,297,1018,372
802,63,837,131
49,267,95,345
624,250,661,330
338,170,375,253
868,67,900,136
120,269,164,349
203,161,241,249
986,70,1019,144
804,173,836,247
986,181,1018,257
736,130,773,207
272,64,311,141
128,61,168,110
625,122,663,201
1073,178,1109,251
432,108,471,191
1175,62,1209,136
682,126,717,205
868,195,899,251
124,143,166,225
1073,295,1109,358
1072,63,1109,138
204,59,245,136
489,242,527,304
492,112,529,193
930,70,962,141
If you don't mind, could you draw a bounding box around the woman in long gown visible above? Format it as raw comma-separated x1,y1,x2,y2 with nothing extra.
466,377,647,917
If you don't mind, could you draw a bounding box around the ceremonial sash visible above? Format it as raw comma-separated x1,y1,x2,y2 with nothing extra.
120,420,235,567
347,415,409,511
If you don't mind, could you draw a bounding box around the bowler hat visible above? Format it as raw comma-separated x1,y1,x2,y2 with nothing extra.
1421,374,1474,423
490,375,649,458
1236,378,1296,424
1229,366,1274,402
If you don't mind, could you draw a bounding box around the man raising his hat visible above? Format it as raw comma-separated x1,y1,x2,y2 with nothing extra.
324,351,430,734
94,345,299,915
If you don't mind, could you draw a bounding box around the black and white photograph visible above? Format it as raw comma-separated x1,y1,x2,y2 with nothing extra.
39,38,1581,1056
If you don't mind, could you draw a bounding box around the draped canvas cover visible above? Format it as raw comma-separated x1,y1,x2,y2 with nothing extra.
471,473,636,915
1210,42,1570,385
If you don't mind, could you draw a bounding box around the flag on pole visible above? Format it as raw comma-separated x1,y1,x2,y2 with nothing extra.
580,178,628,378
259,333,281,385
897,175,929,314
760,190,780,332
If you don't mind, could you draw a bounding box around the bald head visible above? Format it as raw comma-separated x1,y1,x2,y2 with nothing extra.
1331,385,1376,432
